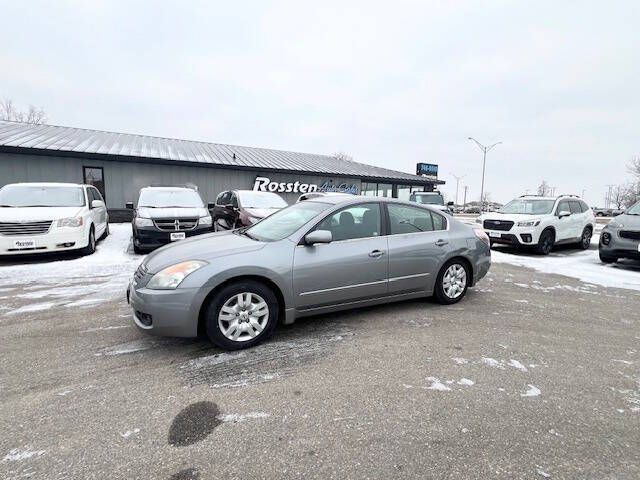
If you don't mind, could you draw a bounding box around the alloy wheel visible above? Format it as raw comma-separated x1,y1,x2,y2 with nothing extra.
442,264,467,299
582,229,591,248
217,292,269,342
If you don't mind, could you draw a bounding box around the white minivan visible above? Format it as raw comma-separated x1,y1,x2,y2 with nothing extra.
0,182,109,256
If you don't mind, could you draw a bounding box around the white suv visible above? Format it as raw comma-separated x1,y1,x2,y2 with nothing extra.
0,182,109,256
476,195,595,255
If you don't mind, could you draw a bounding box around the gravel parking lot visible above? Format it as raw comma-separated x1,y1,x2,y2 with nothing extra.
1,225,639,479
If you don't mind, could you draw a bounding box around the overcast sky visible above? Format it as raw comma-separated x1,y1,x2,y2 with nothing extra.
2,1,639,204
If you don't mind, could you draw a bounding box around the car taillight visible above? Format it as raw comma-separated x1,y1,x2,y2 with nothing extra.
474,228,490,246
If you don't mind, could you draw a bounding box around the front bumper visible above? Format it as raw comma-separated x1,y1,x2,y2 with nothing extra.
484,228,537,246
0,227,88,255
127,281,206,337
599,230,640,260
133,225,213,250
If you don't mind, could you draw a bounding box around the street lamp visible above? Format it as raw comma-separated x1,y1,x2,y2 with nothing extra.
468,137,502,213
449,173,466,207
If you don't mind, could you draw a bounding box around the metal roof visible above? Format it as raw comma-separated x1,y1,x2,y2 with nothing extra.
0,120,443,185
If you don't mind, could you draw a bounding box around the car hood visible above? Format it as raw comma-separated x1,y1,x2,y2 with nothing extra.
610,214,640,228
0,206,83,222
244,207,282,218
480,213,542,223
142,230,266,273
137,207,208,219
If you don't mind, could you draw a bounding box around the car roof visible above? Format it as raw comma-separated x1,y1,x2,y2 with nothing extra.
309,195,441,207
5,182,85,188
141,186,197,191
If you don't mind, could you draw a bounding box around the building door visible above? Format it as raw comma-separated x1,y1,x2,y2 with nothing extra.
83,166,106,200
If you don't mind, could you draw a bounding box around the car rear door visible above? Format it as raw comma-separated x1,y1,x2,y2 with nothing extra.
569,201,584,237
292,202,388,309
386,204,450,294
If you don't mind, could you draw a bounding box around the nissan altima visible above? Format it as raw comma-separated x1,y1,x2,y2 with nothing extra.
127,196,491,350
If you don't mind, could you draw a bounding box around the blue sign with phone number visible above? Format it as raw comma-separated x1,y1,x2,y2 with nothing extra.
416,163,438,176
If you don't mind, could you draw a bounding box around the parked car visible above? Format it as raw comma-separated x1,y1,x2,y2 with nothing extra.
476,195,595,255
0,182,108,256
128,186,212,253
127,196,491,350
599,201,640,263
409,191,454,214
297,191,353,202
593,207,624,217
212,190,287,231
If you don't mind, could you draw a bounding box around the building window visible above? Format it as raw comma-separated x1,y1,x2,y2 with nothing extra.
83,166,105,200
361,182,377,196
377,183,392,197
397,185,412,201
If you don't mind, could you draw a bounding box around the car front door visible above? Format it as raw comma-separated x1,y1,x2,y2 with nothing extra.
87,187,107,237
213,192,231,230
292,202,388,309
555,200,572,240
386,204,450,294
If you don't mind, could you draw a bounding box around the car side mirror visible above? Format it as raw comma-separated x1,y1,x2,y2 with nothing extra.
305,230,332,245
447,201,454,206
91,200,105,209
207,202,215,210
126,202,134,209
558,210,571,218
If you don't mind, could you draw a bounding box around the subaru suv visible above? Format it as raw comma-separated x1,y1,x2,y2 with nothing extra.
476,195,595,255
127,186,212,253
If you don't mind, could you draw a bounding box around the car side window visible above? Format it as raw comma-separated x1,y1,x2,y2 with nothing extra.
388,204,435,234
216,192,230,206
87,188,97,205
231,193,238,208
315,203,381,241
91,187,103,203
557,201,570,215
569,201,582,214
579,200,589,213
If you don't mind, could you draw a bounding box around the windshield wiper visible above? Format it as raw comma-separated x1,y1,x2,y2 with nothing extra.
399,220,424,231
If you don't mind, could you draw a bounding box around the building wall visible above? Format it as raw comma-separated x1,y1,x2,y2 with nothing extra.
0,152,362,207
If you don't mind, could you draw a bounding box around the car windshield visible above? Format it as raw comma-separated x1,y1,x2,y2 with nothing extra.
627,202,640,215
499,199,555,215
237,191,287,209
138,189,204,208
411,193,444,205
245,201,331,241
0,185,85,207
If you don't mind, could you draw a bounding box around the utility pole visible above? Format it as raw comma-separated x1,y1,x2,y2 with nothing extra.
467,137,502,213
450,173,466,206
605,185,615,208
463,185,469,212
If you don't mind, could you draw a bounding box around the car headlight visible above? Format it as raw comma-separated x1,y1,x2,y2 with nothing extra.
608,221,623,229
199,215,212,226
134,217,154,228
517,220,541,227
57,217,83,227
147,260,208,290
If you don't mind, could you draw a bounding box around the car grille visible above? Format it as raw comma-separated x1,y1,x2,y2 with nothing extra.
0,221,53,236
483,220,514,231
620,230,640,240
133,263,148,283
153,218,198,231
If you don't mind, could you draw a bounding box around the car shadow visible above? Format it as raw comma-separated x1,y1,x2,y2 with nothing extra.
0,250,87,266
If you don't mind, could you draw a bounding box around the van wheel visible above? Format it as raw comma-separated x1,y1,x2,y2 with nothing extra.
536,230,554,255
434,259,470,305
205,280,278,350
81,227,96,256
579,227,592,250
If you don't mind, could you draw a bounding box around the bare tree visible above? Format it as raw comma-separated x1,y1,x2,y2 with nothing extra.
622,183,640,208
628,156,640,180
0,98,48,124
481,191,492,208
333,151,354,162
609,186,626,210
537,180,551,196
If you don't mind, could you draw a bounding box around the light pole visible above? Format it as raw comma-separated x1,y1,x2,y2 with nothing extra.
450,173,466,207
468,137,502,213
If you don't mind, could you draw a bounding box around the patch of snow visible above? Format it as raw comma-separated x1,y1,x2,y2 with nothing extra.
101,339,154,356
522,384,541,397
81,325,129,333
424,377,452,391
452,357,468,364
181,351,246,370
121,428,140,438
482,357,505,369
2,447,46,462
515,299,529,304
458,378,474,386
508,359,529,372
612,359,633,365
218,412,270,423
536,466,551,478
5,301,58,315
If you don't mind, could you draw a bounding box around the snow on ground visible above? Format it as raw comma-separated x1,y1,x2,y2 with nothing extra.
0,224,142,314
490,235,640,292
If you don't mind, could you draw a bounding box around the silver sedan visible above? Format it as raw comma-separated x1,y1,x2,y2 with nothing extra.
127,196,491,350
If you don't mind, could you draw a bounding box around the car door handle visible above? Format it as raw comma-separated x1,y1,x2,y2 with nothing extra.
435,239,449,247
369,249,385,258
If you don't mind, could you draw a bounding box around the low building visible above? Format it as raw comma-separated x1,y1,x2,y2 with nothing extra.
0,120,444,219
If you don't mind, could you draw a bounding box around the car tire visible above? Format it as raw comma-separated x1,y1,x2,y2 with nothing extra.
434,259,470,305
535,229,554,255
578,227,592,250
599,251,617,263
100,223,110,240
205,280,279,350
81,226,96,256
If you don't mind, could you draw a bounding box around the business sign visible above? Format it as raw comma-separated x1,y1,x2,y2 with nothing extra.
416,163,438,177
253,176,358,194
